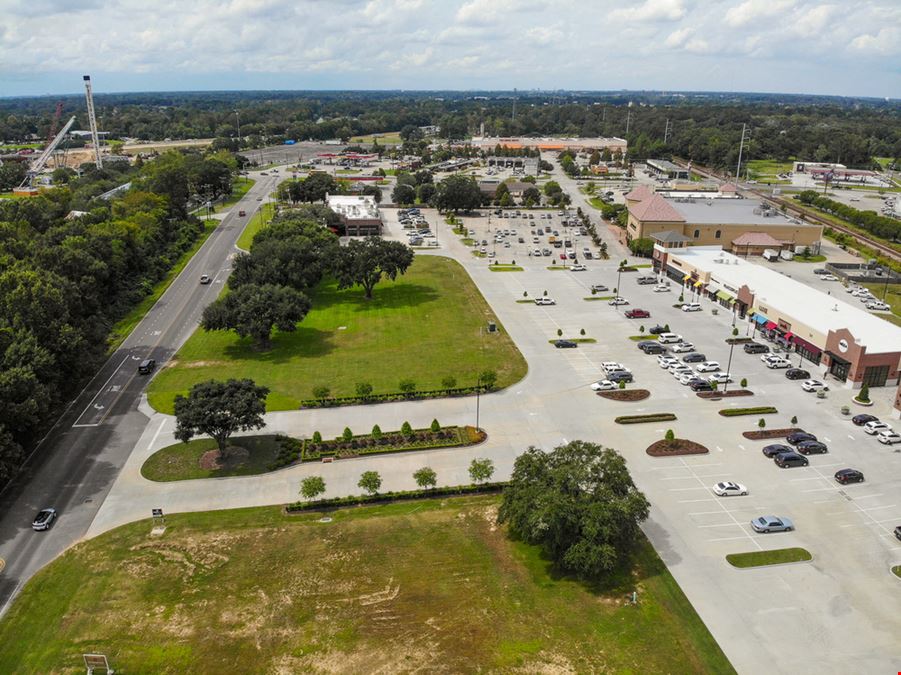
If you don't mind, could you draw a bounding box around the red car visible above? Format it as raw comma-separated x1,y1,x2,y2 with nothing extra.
625,309,650,319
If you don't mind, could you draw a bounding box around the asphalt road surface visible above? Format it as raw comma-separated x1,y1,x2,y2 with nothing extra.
0,170,280,617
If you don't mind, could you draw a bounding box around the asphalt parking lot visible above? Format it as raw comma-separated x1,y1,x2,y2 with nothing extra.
381,208,901,673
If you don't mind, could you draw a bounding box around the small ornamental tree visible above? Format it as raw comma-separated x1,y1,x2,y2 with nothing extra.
414,466,437,489
312,431,322,444
342,427,353,442
580,328,586,336
732,327,739,336
401,421,414,438
758,418,766,429
469,458,495,484
356,382,373,400
523,290,529,297
442,376,457,390
740,378,748,388
791,415,798,426
358,470,382,496
639,325,645,333
557,328,563,337
618,380,626,389
430,419,441,432
710,381,718,390
371,424,382,439
665,429,675,441
312,385,330,400
479,369,498,390
857,383,870,402
664,324,670,332
398,379,416,396
300,476,326,502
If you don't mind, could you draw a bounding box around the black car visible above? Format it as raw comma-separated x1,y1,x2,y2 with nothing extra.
554,340,577,348
796,440,828,455
649,325,668,335
682,353,707,363
763,443,793,458
607,371,633,383
894,525,901,541
775,452,809,468
813,268,829,275
785,368,810,380
787,431,817,445
641,344,665,355
138,358,156,374
743,342,769,354
834,468,864,484
690,380,714,392
852,414,879,426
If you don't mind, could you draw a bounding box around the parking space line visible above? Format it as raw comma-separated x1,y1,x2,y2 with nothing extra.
708,536,754,542
789,476,823,482
669,487,710,492
803,487,838,493
860,504,896,512
873,517,901,524
678,498,715,504
698,523,744,528
852,493,883,500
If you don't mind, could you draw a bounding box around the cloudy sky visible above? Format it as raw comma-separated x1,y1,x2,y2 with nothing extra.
1,0,898,98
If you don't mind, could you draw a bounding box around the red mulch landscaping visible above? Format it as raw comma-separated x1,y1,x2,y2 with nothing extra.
646,439,709,457
741,428,804,440
696,389,754,399
598,389,651,402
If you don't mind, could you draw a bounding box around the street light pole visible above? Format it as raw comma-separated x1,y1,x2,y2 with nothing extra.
475,374,481,431
723,339,735,394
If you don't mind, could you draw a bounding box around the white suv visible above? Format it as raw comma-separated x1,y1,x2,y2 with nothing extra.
658,333,683,344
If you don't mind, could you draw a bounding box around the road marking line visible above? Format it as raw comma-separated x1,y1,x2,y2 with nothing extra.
860,504,896,512
848,434,855,440
803,487,838,493
74,355,130,425
873,517,901,524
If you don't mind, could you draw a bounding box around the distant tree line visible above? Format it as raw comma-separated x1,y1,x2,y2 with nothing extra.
0,149,238,484
797,190,900,241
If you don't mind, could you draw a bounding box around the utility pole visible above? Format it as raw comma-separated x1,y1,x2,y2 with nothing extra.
735,123,750,181
664,119,672,145
625,111,632,136
512,87,517,121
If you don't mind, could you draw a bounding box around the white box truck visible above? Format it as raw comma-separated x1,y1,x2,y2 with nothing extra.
762,249,780,262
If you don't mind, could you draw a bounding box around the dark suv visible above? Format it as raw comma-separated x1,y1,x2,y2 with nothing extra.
638,341,665,354
834,468,864,484
785,368,810,380
787,431,817,445
852,414,879,426
796,440,828,455
606,371,633,383
649,325,668,335
743,342,769,354
775,452,809,468
763,443,792,458
682,353,706,363
138,359,156,374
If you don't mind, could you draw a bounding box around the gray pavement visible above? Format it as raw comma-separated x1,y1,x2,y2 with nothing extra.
86,202,901,673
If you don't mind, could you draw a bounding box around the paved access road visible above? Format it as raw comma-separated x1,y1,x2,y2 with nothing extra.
0,171,283,616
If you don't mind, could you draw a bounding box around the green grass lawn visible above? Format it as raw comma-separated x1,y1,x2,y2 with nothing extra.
350,132,402,145
893,565,901,579
107,218,220,351
147,256,527,413
210,178,255,213
0,495,734,673
235,208,267,251
141,435,285,481
746,159,793,184
726,548,811,568
488,265,524,272
792,254,827,263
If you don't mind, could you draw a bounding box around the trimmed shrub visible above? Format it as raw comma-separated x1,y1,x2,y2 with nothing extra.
718,406,778,417
342,427,353,442
615,413,677,424
665,429,675,441
442,375,457,390
758,418,767,429
371,424,382,439
312,431,322,443
740,378,748,388
401,421,414,437
857,384,870,402
356,382,373,399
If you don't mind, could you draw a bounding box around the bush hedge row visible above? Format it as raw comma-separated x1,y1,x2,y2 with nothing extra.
615,413,677,424
300,385,489,408
285,481,507,512
718,406,778,417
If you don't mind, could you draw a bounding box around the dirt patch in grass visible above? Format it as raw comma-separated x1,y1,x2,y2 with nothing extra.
598,389,650,402
646,439,709,457
199,446,249,470
696,390,754,399
742,428,805,440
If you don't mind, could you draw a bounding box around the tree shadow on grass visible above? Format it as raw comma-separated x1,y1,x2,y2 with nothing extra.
312,282,440,313
222,326,336,362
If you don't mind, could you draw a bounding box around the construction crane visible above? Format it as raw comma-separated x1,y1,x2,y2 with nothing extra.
18,115,76,188
83,75,103,169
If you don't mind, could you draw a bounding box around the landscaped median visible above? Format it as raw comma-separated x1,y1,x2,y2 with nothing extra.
547,338,596,344
726,548,812,568
488,264,523,272
598,389,650,402
615,413,677,424
743,427,806,440
718,406,778,417
142,424,486,482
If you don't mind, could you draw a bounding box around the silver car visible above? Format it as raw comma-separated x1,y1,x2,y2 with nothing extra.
751,515,794,533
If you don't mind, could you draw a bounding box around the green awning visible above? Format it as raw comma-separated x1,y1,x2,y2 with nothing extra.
715,290,733,302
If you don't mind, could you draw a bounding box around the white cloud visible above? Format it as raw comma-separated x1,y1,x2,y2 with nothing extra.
664,27,691,48
684,37,711,54
525,25,563,45
611,0,685,22
724,0,796,27
849,27,901,55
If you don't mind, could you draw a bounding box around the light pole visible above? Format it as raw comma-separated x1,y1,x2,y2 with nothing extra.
475,373,482,432
723,339,736,394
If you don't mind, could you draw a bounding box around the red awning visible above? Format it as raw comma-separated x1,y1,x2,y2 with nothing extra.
764,321,777,330
783,332,793,339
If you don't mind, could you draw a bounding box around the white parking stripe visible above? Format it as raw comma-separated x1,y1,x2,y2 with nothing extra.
860,504,896,512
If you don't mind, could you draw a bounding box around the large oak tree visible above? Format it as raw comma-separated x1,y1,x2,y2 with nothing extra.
332,236,414,299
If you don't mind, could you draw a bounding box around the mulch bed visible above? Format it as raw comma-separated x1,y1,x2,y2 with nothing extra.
696,389,754,399
741,428,804,440
646,439,709,457
598,389,650,402
199,446,249,470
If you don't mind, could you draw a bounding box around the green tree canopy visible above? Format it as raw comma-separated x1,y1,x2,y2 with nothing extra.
498,440,650,578
332,236,414,299
435,175,483,213
201,283,311,349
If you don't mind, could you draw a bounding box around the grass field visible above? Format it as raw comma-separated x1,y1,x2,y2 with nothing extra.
726,548,811,568
141,435,285,481
863,282,901,328
0,496,734,673
209,178,255,214
350,132,402,145
746,159,793,184
235,208,267,250
147,256,527,413
107,218,220,351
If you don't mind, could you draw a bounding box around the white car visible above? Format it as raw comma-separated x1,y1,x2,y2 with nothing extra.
479,247,487,254
696,361,721,373
534,297,556,305
570,264,587,272
876,429,901,445
602,362,630,373
801,379,828,392
864,420,892,435
590,379,617,391
766,357,791,369
653,284,671,292
681,303,702,312
657,333,683,344
670,342,695,353
713,481,748,497
608,297,629,306
820,274,839,281
677,372,699,385
866,301,890,311
487,252,496,258
657,356,679,368
761,353,782,363
671,368,694,380
707,372,733,384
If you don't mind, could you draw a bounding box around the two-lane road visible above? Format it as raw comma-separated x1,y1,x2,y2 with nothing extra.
0,171,280,616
